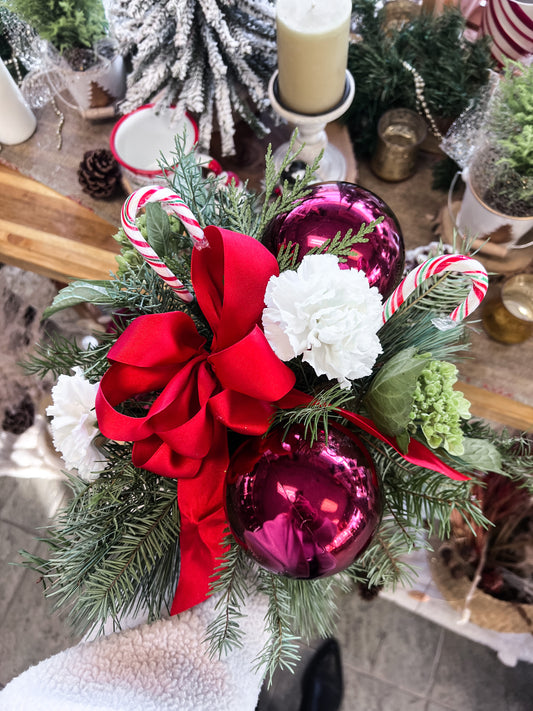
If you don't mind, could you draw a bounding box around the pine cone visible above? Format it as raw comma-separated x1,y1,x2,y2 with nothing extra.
78,149,122,199
2,393,35,435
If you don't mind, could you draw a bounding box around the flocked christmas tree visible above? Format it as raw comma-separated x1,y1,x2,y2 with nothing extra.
107,0,277,155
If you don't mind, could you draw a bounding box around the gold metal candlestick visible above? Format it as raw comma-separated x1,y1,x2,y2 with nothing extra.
268,69,355,183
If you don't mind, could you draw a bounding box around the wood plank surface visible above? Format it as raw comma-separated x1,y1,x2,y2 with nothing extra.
0,164,119,282
458,382,533,432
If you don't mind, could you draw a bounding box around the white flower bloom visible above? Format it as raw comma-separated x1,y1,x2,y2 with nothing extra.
263,254,383,389
46,367,105,481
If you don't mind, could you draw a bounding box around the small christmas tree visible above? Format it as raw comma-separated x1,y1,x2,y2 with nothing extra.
107,0,277,156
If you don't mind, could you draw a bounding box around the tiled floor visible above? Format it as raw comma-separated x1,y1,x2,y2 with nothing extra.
256,596,533,710
1,434,532,708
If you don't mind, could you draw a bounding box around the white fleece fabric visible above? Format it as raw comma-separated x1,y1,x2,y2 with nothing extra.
0,594,269,711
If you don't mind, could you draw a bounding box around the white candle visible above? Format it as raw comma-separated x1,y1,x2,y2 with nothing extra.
0,58,37,145
276,0,351,115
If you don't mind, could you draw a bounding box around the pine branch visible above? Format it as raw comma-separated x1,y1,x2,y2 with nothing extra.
346,518,419,590
205,536,255,658
271,384,358,445
256,138,321,240
20,453,180,636
377,306,470,369
282,576,350,641
253,570,301,685
22,332,107,381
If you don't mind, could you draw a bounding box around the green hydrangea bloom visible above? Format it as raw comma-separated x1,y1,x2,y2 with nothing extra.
408,360,471,456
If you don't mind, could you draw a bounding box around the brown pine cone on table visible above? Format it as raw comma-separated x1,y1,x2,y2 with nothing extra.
78,149,122,199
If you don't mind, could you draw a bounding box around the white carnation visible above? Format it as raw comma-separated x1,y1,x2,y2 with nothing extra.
47,367,105,481
262,254,383,389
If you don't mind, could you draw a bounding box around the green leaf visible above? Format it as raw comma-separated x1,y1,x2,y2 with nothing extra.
43,281,114,318
145,202,172,258
459,438,504,474
364,347,431,436
395,430,410,454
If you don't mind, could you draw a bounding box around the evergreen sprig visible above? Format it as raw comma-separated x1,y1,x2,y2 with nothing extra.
275,216,383,272
21,449,180,636
253,570,302,684
206,536,255,659
255,140,322,241
346,518,420,590
282,576,350,642
271,384,358,445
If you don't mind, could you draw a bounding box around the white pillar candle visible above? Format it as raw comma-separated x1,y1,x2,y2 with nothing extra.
276,0,351,115
0,58,37,145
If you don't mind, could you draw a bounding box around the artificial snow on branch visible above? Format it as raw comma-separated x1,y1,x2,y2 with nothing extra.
107,0,277,155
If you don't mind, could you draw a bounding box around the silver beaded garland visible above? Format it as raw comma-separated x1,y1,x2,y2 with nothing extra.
402,59,442,141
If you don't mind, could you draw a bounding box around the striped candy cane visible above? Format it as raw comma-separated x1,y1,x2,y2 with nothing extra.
121,185,207,303
382,254,489,324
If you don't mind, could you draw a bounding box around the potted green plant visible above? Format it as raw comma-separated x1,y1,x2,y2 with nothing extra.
445,61,533,250
2,0,125,111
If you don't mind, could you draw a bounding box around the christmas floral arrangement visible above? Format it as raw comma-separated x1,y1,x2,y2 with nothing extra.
23,142,533,679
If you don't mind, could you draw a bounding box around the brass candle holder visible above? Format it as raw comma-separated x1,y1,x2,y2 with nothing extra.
482,274,533,344
268,69,355,182
370,108,427,182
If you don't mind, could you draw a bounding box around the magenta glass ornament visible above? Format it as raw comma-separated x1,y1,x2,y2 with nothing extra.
263,181,405,298
225,425,382,579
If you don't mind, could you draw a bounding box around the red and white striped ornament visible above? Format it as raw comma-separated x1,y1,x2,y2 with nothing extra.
482,0,533,66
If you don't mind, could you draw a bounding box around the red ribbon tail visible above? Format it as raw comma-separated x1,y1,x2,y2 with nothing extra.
337,408,469,481
170,509,228,615
170,439,231,615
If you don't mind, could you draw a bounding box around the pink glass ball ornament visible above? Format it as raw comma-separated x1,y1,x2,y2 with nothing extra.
225,425,382,579
263,181,405,298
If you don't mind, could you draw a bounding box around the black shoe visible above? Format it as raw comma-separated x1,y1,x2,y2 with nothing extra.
299,638,343,711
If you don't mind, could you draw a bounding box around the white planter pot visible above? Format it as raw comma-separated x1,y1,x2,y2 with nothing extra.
454,168,533,250
66,53,126,112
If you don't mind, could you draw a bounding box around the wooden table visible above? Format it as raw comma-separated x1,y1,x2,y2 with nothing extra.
0,164,119,282
1,133,532,432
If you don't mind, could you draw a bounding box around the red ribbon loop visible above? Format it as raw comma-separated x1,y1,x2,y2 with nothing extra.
95,226,295,613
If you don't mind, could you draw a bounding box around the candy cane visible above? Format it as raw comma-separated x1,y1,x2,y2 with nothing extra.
382,254,489,324
121,185,207,303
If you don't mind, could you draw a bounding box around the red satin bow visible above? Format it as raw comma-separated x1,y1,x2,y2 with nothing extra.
95,226,295,613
